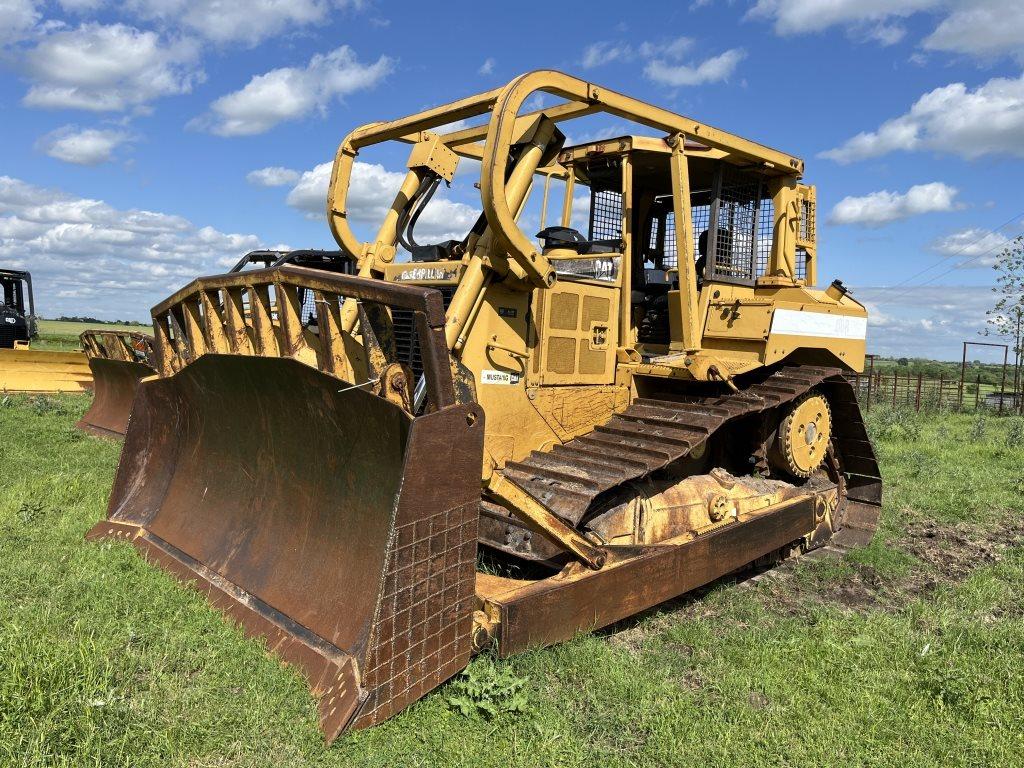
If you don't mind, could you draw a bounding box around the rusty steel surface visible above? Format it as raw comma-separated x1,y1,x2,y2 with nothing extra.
481,494,821,655
88,351,483,741
147,266,454,411
76,357,155,437
85,266,482,741
77,330,157,437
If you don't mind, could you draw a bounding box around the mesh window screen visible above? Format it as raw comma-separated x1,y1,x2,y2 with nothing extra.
589,189,623,241
709,167,761,282
691,203,710,270
795,247,808,281
298,288,318,326
756,196,775,277
799,198,815,243
663,211,678,269
651,204,707,272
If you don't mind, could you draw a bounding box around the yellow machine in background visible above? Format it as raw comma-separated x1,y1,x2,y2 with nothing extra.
0,269,91,393
89,71,881,741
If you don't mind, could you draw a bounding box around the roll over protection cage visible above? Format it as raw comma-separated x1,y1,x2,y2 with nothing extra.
326,70,805,352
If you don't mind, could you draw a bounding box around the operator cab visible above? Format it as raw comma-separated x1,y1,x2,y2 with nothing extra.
0,269,34,350
545,135,812,352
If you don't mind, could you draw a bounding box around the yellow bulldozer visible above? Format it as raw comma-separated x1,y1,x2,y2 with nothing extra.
88,71,881,741
0,268,92,393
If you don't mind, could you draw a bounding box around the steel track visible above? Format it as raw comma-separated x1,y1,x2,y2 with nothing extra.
485,365,882,559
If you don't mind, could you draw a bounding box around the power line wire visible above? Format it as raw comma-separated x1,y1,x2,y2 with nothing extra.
876,235,1018,305
857,210,1024,299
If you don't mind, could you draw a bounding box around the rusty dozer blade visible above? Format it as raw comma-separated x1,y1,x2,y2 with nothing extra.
77,330,157,437
87,266,484,741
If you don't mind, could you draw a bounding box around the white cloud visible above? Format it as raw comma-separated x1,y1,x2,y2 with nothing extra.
581,41,635,69
922,1,1024,60
865,22,906,46
856,285,997,359
22,23,202,112
581,36,694,69
0,0,39,45
930,228,1011,266
644,48,746,87
745,0,939,35
246,166,301,187
57,0,105,11
639,36,694,59
829,182,959,226
748,0,1024,61
286,161,479,243
0,175,282,319
192,45,392,136
478,57,495,75
37,126,131,165
580,35,743,87
125,0,323,45
820,73,1024,163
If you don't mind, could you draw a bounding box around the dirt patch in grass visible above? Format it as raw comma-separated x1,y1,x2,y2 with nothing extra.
765,517,1024,616
607,516,1024,652
900,519,1024,582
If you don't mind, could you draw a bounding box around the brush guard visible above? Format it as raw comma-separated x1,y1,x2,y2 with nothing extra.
77,330,157,437
87,266,484,741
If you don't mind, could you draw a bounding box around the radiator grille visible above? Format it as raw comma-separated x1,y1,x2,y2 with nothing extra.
391,285,456,380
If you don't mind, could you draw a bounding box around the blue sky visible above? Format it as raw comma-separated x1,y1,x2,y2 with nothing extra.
1,0,1022,361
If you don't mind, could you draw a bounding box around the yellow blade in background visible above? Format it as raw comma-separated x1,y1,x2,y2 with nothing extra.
0,348,93,393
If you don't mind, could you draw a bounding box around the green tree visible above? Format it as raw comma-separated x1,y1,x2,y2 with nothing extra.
984,234,1024,401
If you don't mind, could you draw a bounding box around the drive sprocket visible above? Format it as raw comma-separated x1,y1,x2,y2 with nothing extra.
771,390,831,478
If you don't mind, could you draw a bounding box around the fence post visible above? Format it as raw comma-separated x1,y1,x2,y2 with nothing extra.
892,373,898,408
999,353,1007,416
865,357,875,412
959,341,967,408
975,373,981,410
915,373,922,412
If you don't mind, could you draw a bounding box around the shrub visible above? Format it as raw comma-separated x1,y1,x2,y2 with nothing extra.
30,396,63,416
1006,418,1024,449
968,415,987,443
868,405,921,442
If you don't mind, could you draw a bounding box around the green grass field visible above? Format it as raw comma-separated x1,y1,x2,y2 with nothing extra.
1,397,1023,767
32,320,153,352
